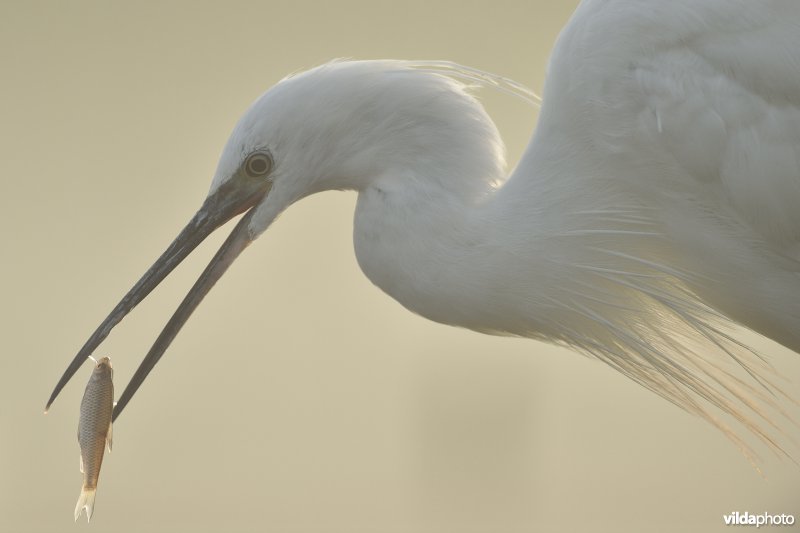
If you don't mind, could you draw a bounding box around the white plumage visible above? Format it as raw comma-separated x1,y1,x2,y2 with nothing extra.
48,0,800,459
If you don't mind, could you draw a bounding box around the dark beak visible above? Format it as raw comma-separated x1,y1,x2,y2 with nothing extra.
45,177,271,421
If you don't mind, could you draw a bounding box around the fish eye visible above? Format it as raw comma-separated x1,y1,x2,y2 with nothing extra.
244,151,273,178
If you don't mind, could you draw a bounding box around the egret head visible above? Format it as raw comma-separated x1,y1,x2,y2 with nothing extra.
46,60,504,418
212,60,505,238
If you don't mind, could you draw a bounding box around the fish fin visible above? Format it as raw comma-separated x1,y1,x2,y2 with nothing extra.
79,454,84,474
106,421,113,453
74,487,96,522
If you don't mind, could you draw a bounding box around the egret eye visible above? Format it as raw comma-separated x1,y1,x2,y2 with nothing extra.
244,151,273,178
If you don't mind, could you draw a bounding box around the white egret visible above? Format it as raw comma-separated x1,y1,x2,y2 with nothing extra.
47,0,799,457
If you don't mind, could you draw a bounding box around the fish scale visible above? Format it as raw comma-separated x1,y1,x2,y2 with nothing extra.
75,357,114,522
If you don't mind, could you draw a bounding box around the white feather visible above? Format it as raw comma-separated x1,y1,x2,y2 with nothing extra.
206,1,800,460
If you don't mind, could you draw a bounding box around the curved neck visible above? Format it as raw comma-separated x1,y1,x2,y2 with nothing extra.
352,165,547,333
351,139,636,341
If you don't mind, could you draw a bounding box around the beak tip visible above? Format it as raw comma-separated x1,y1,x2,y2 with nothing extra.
48,181,269,422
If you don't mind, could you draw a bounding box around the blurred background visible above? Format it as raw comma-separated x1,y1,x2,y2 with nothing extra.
1,1,798,532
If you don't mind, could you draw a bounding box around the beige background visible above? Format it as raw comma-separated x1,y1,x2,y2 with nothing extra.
1,1,798,532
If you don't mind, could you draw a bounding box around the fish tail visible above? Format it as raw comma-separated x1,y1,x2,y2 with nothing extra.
74,486,96,522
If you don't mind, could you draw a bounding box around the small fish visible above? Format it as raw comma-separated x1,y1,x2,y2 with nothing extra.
74,356,114,522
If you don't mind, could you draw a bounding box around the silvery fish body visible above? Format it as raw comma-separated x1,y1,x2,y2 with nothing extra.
74,356,114,522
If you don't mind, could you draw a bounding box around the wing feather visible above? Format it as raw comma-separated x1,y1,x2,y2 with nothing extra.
533,0,800,252
496,0,800,458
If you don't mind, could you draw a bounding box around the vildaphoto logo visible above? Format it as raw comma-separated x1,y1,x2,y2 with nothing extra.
723,512,795,527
